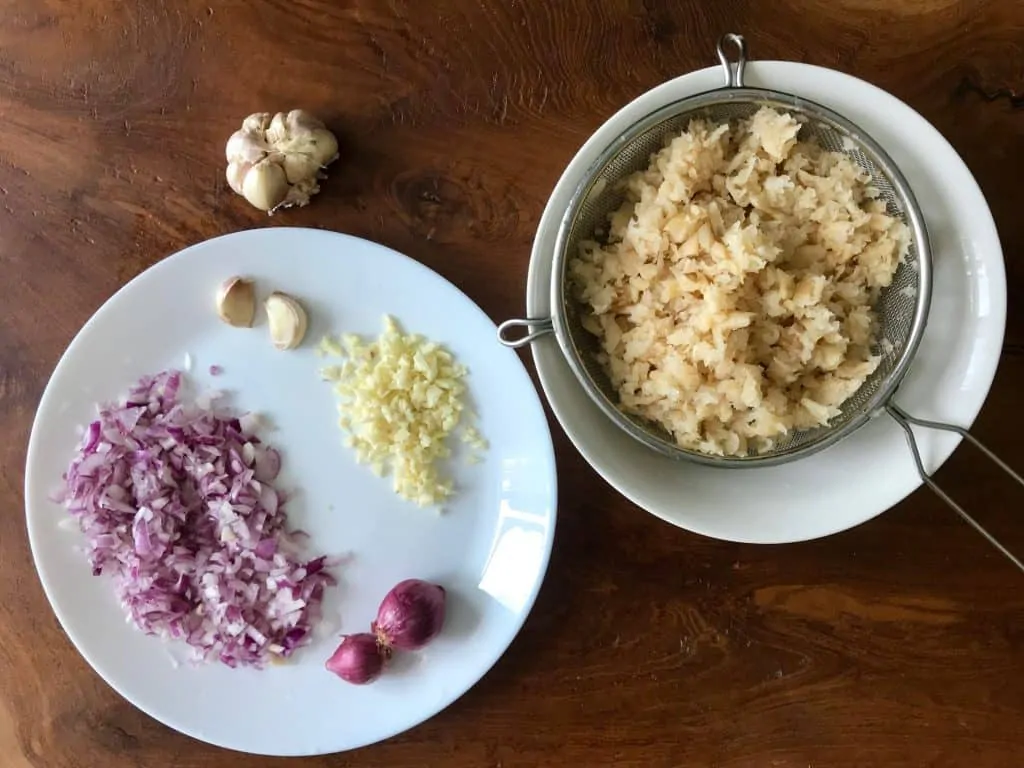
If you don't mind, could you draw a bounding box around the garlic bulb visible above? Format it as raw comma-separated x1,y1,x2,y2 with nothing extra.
225,110,339,213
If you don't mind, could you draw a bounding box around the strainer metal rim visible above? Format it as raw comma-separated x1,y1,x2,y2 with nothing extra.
548,84,933,469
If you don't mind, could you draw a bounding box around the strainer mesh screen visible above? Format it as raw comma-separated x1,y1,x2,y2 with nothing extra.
559,93,924,461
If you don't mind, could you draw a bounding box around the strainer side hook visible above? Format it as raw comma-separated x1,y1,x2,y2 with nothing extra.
497,317,554,349
716,33,748,87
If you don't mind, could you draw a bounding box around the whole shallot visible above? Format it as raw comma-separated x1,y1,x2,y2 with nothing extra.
372,579,446,651
324,633,386,685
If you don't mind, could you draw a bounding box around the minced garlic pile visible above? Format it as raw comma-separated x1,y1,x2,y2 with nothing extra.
318,315,487,508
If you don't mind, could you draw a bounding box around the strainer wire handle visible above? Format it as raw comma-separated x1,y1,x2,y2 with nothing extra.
887,402,1024,573
716,33,748,88
497,317,554,349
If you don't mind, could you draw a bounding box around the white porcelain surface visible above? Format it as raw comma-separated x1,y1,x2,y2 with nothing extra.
527,62,1005,544
25,228,557,756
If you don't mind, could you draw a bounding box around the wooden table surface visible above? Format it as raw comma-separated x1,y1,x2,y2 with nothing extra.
2,1,1022,766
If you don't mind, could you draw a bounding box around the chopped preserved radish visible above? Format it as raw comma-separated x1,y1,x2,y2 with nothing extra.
57,370,334,668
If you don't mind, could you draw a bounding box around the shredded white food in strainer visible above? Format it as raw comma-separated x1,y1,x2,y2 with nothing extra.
570,106,911,457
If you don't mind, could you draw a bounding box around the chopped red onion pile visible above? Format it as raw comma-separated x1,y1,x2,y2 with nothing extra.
57,370,334,668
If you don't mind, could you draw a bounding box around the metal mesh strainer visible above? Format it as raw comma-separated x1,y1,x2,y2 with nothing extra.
500,34,1023,568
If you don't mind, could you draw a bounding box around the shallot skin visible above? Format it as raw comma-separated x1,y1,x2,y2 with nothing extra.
325,633,385,685
372,579,446,651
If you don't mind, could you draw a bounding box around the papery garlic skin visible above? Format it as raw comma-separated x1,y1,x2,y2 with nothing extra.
224,110,339,213
216,277,256,328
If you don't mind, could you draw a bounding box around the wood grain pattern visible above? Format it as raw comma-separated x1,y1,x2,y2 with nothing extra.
1,0,1022,765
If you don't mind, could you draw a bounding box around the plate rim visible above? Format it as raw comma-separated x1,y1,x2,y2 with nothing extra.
525,61,1006,544
24,227,559,755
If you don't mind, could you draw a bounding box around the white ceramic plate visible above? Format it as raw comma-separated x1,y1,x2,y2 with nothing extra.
527,61,1005,544
25,228,557,756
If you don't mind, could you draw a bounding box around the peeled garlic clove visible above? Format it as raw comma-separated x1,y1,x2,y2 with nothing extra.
265,292,308,350
216,277,256,327
242,160,289,212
